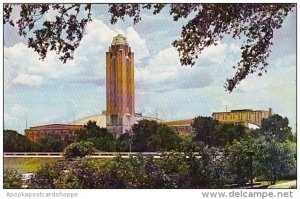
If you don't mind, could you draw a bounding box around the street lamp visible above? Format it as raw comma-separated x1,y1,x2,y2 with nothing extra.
246,151,255,188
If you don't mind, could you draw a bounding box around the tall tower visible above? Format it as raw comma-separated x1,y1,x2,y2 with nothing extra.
106,34,135,137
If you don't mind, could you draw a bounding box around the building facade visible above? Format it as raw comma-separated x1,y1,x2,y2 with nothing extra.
106,34,135,137
25,124,82,142
163,119,194,135
212,108,272,127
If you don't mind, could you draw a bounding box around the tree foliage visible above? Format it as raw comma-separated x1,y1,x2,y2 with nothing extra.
260,114,292,142
29,151,226,188
192,116,247,147
224,137,256,185
131,120,180,152
34,134,67,152
4,4,92,63
4,169,23,189
29,160,66,188
4,3,295,92
193,116,219,146
254,139,295,185
63,141,96,160
76,121,116,151
115,133,131,152
108,3,295,91
4,130,33,152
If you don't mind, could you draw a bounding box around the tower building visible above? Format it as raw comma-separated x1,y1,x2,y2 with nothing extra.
106,34,135,137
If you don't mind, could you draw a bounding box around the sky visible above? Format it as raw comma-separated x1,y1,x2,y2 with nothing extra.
3,4,296,134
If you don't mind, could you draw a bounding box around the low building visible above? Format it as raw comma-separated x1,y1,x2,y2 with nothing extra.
26,112,163,141
25,124,82,142
212,108,272,127
163,119,194,135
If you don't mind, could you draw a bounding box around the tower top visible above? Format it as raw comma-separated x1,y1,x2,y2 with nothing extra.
111,34,128,46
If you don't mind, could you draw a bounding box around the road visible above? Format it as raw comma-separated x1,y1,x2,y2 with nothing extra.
4,152,179,159
4,152,222,159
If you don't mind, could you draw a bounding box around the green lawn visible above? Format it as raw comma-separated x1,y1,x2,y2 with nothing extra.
4,157,111,174
4,157,62,173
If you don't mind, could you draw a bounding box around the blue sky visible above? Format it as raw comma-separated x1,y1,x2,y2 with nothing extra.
4,4,296,134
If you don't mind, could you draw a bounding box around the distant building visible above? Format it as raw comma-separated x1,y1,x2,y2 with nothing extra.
25,124,82,142
212,108,272,127
106,34,135,137
163,119,194,135
25,113,163,141
70,112,162,128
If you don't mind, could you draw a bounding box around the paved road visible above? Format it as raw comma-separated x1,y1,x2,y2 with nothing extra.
4,152,163,158
4,152,222,159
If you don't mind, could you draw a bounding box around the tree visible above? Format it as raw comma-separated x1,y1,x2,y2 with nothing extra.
158,145,226,188
260,114,292,142
4,130,33,152
193,116,248,147
193,116,219,146
4,3,295,92
254,139,295,185
116,133,131,152
4,4,92,63
63,141,96,160
4,169,23,189
131,120,180,152
34,134,66,152
224,137,256,185
76,121,116,151
177,134,194,152
214,123,248,147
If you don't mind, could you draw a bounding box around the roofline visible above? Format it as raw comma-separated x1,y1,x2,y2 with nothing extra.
27,124,83,129
70,114,103,124
163,118,194,123
212,109,270,114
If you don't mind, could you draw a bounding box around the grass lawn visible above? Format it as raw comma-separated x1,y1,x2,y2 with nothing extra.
4,157,62,173
268,180,297,189
4,157,111,174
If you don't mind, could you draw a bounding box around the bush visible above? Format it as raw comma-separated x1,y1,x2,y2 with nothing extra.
29,149,226,188
63,141,96,160
4,169,23,189
29,161,66,188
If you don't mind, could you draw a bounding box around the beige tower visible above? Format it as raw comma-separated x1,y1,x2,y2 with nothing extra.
106,34,135,137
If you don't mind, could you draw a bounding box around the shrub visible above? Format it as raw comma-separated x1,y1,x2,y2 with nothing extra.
4,169,23,189
63,141,96,160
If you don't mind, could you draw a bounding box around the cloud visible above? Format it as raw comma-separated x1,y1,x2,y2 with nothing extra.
135,42,240,93
4,43,83,88
12,74,43,87
125,27,150,64
4,104,28,131
70,19,150,84
4,19,150,88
